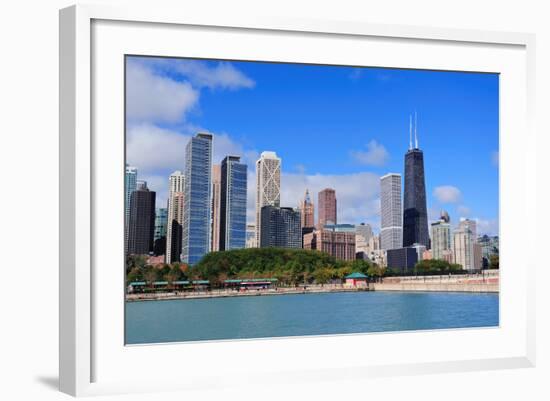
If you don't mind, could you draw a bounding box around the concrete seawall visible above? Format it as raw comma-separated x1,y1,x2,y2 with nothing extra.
373,282,498,293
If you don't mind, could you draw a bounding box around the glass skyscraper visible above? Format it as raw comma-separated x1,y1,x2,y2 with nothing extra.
403,117,429,248
219,155,247,250
182,133,213,264
124,165,138,253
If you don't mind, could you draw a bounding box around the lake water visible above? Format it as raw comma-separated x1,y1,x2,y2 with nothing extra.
125,291,499,344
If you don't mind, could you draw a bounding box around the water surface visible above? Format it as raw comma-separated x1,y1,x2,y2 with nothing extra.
125,291,499,344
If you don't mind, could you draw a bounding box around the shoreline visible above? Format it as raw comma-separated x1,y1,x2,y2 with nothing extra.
126,283,498,302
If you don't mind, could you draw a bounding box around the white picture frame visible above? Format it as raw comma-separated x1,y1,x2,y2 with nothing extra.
59,4,536,397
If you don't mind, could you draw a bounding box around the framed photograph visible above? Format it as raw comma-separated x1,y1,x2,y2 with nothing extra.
59,4,536,396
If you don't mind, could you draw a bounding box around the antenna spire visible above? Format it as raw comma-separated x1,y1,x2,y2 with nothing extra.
409,114,413,150
414,111,418,149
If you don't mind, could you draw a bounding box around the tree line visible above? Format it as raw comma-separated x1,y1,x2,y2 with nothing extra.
126,247,482,288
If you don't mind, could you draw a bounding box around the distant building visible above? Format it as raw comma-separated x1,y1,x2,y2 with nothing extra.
255,151,281,246
323,223,355,232
386,247,418,274
299,189,315,229
166,171,185,264
153,207,168,256
127,182,156,255
478,235,499,268
260,205,301,249
182,133,213,264
453,222,476,271
403,115,429,248
245,224,257,248
303,226,356,261
380,173,403,250
154,208,168,241
219,156,247,250
355,223,374,254
211,164,221,252
318,188,337,227
431,211,452,261
411,243,427,261
125,165,138,253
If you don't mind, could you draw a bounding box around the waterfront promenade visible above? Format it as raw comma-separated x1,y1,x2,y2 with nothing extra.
126,284,370,302
373,270,499,293
126,270,499,302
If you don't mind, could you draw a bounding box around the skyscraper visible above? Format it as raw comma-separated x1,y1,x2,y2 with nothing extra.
431,211,452,262
356,223,374,254
380,173,403,250
127,181,156,255
219,156,247,250
153,207,168,257
299,189,315,229
403,114,429,248
260,206,301,249
453,225,475,270
211,164,221,252
255,151,281,245
166,171,185,264
124,165,138,253
182,133,213,264
318,188,337,227
154,208,168,241
456,218,482,270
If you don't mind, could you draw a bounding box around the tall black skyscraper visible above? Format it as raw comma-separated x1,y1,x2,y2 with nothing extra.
128,181,156,255
403,114,429,248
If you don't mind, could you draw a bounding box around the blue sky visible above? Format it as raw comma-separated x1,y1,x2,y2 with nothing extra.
126,56,499,235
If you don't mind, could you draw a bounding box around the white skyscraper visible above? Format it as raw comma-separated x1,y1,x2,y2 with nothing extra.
165,171,185,264
255,151,281,245
456,218,482,269
380,173,403,250
431,211,452,262
453,225,475,271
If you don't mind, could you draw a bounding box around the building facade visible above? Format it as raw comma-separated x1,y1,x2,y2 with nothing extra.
260,206,301,249
453,225,475,270
431,212,452,261
211,164,221,252
166,171,185,264
318,188,337,227
380,173,403,250
219,156,247,250
127,182,156,255
299,189,315,229
255,151,281,246
355,223,374,254
303,227,356,261
386,247,418,274
182,133,213,264
153,208,168,241
403,116,429,248
124,165,138,253
245,224,257,248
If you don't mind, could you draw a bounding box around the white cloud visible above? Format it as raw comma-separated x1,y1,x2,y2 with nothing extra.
127,124,191,172
246,170,382,230
473,218,499,236
127,124,258,173
169,60,256,90
433,185,462,203
350,140,389,167
135,58,255,91
126,62,199,124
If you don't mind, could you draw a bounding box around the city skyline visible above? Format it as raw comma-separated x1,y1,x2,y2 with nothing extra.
126,56,499,236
